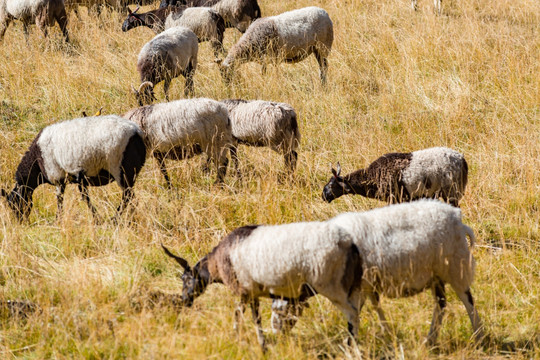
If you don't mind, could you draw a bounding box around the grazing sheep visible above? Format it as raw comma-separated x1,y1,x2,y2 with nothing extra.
322,147,468,206
221,99,300,176
121,6,182,33
272,200,484,345
161,220,363,349
218,6,333,85
1,116,146,221
132,26,198,105
0,0,69,42
160,0,261,33
411,0,442,15
123,98,232,187
65,0,154,18
164,7,225,57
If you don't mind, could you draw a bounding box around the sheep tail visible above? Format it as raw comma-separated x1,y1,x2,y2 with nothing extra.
463,224,476,248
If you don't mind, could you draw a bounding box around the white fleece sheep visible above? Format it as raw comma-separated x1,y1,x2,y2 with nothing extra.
323,147,468,206
132,26,198,106
164,7,225,58
218,6,333,85
221,99,300,175
0,0,69,41
162,220,363,350
123,98,232,186
1,116,146,221
272,200,484,345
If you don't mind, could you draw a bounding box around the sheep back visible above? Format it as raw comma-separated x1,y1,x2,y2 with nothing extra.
402,147,467,200
124,98,232,154
36,115,143,185
164,7,222,42
137,26,198,84
330,199,475,298
222,99,299,152
211,222,356,298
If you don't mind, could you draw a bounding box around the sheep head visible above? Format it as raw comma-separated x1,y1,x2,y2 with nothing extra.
132,82,156,106
122,6,143,32
322,163,352,203
161,244,210,307
1,185,33,222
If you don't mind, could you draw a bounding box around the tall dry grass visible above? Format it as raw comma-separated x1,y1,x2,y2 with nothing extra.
0,0,539,357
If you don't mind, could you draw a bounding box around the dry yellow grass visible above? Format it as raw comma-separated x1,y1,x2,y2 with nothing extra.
0,0,539,357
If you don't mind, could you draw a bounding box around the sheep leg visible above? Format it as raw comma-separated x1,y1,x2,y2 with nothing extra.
55,7,70,43
114,187,134,221
284,150,298,175
426,280,446,346
233,301,246,331
163,78,171,102
369,292,391,333
55,183,66,219
434,0,442,15
184,62,195,97
314,50,328,86
153,152,172,189
212,147,229,185
78,182,100,220
229,144,241,177
0,16,12,40
454,287,484,343
249,298,266,351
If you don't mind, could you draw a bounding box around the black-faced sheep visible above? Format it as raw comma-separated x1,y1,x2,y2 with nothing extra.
218,6,333,85
0,0,69,42
164,7,225,57
272,200,484,345
121,6,182,33
132,26,198,105
1,116,146,221
123,98,232,187
221,99,300,176
159,0,261,33
161,220,363,349
322,147,468,206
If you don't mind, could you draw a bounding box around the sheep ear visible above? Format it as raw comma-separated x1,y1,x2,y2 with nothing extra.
131,85,139,96
336,162,341,177
82,111,88,117
161,244,191,271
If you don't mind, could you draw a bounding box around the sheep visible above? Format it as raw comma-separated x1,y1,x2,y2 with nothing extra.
0,0,69,42
131,26,198,105
65,0,154,18
161,219,363,350
271,200,484,346
220,99,300,176
0,116,146,222
411,0,442,15
164,7,225,58
121,5,182,33
322,147,468,207
217,6,333,86
123,98,232,187
159,0,261,33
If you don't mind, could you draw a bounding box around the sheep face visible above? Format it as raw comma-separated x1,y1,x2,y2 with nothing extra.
322,164,352,202
1,186,33,221
132,82,156,106
122,13,144,32
161,245,210,307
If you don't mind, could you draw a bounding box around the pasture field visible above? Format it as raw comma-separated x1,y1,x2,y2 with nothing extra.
0,0,539,358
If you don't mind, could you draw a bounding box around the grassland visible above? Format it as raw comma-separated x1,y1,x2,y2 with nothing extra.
0,0,539,358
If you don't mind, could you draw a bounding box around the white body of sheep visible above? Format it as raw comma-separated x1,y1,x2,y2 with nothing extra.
219,6,333,85
1,116,146,221
221,99,300,175
272,200,484,345
164,7,225,57
0,0,69,41
162,220,363,349
123,98,232,186
133,26,198,105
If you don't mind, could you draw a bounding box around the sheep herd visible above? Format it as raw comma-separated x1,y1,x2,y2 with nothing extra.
1,0,486,353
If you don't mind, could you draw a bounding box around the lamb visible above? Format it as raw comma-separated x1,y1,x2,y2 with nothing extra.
164,7,225,57
271,200,484,345
217,6,333,85
159,0,261,33
0,0,69,42
161,220,363,349
221,99,300,176
0,116,146,222
322,147,468,206
411,0,442,15
123,98,232,187
131,26,198,105
121,6,182,33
